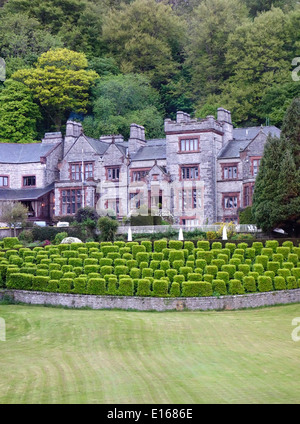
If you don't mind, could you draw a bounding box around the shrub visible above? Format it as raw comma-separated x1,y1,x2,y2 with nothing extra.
32,276,50,291
272,253,284,264
136,279,152,296
139,261,149,270
169,240,183,250
179,266,193,280
234,271,244,282
58,278,73,293
217,253,228,264
195,259,207,270
245,248,256,260
154,269,165,280
205,265,218,277
100,265,113,276
211,242,222,250
286,276,297,290
203,274,213,284
62,250,78,259
267,261,280,273
211,259,225,270
132,244,146,258
264,271,275,281
73,277,87,294
49,270,63,280
187,273,202,281
118,278,134,296
36,269,49,277
255,255,269,270
166,269,178,282
197,240,210,251
248,271,259,282
253,263,264,275
212,279,227,295
261,248,273,259
282,262,294,270
172,260,184,271
7,273,33,290
153,280,168,297
87,278,106,295
243,276,256,293
229,258,241,267
216,271,229,285
252,242,263,255
68,258,83,268
257,276,273,292
225,243,236,256
182,282,201,297
47,280,58,292
99,258,113,267
106,278,118,295
162,248,170,260
154,240,168,253
98,217,119,242
169,250,184,263
142,268,153,279
141,241,152,252
288,254,298,266
291,268,300,279
150,260,160,271
136,252,149,265
173,274,185,286
221,264,236,279
84,265,100,274
229,279,245,295
277,269,291,280
265,240,279,252
169,282,181,297
197,251,212,264
115,265,129,277
152,252,164,261
274,276,286,290
238,264,250,275
276,246,290,260
54,232,68,245
160,260,171,272
3,237,19,249
184,241,195,255
130,267,141,279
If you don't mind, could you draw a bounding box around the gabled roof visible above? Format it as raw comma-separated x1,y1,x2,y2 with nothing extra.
131,139,166,161
218,126,281,159
0,143,61,164
232,126,281,141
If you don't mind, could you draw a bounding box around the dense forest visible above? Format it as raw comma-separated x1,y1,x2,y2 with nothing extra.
0,0,299,141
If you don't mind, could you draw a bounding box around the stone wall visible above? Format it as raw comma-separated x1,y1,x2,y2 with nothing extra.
1,288,300,312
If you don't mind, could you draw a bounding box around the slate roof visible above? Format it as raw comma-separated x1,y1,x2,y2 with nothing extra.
0,183,54,201
218,126,281,159
0,143,61,164
131,139,166,161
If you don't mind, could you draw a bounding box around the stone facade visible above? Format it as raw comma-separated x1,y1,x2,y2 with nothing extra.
0,109,281,225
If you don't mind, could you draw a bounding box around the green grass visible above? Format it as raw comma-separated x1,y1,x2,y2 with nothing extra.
0,304,300,404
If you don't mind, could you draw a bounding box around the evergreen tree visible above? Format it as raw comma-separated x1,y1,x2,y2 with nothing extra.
252,135,283,231
252,98,300,236
0,79,41,143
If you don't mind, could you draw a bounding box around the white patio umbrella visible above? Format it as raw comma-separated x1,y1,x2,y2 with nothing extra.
127,227,132,242
178,228,184,241
222,225,228,240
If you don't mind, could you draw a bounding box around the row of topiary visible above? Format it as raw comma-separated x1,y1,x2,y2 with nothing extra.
0,238,300,297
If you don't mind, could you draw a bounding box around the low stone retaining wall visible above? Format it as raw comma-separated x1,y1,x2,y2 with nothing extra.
1,288,300,311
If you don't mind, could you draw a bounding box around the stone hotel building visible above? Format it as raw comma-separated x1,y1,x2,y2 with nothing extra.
0,108,281,227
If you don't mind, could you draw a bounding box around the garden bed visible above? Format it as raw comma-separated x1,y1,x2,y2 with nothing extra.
0,238,300,298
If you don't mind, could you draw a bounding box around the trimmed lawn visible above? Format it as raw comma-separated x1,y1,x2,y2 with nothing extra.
0,303,299,404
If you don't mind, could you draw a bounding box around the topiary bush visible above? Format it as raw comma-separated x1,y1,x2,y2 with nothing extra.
243,276,256,293
228,279,245,295
136,279,152,296
257,276,273,292
153,280,168,297
212,279,227,295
